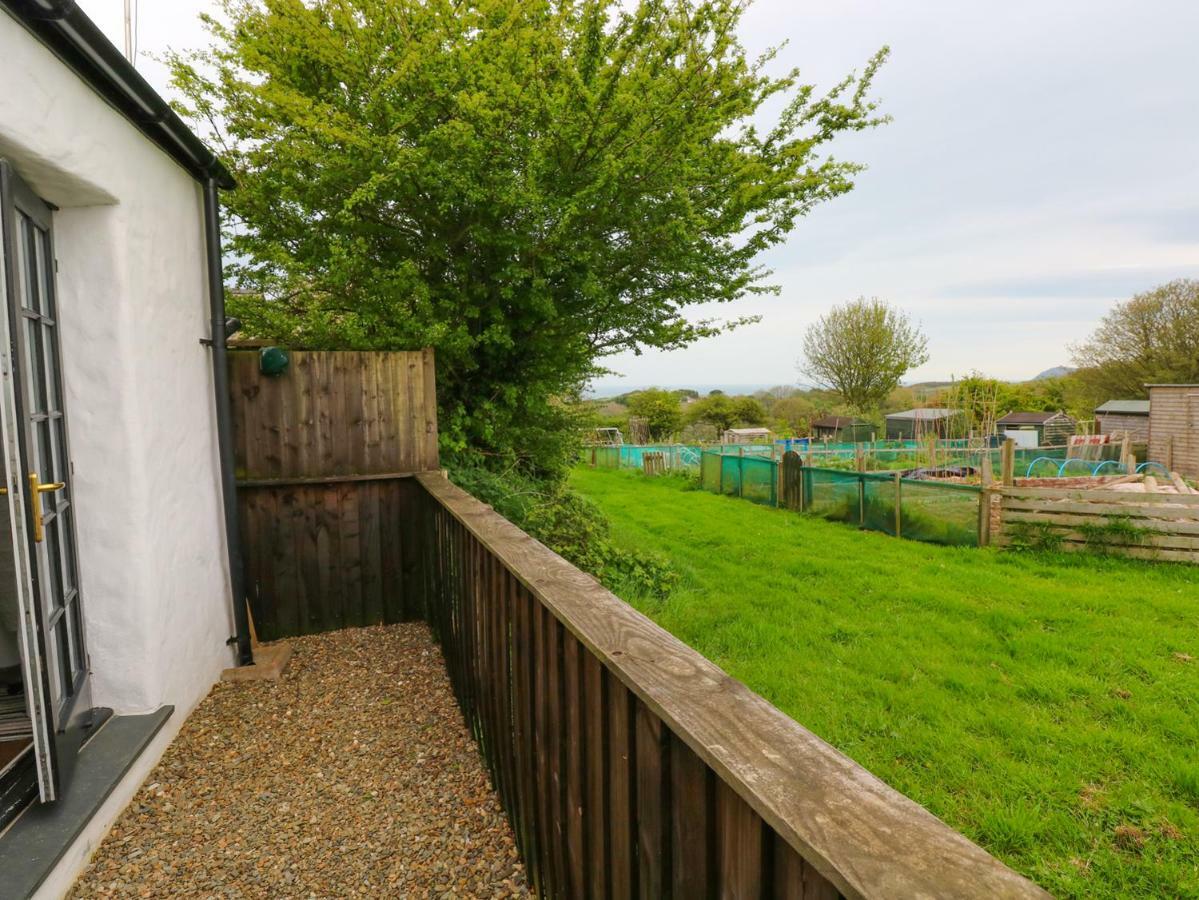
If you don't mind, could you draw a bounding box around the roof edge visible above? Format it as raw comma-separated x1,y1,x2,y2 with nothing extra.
1,0,234,190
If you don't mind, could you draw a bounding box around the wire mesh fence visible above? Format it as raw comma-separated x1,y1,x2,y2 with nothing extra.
589,444,703,471
799,465,982,546
695,450,984,547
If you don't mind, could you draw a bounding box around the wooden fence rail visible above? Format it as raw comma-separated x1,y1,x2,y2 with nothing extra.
413,473,1046,899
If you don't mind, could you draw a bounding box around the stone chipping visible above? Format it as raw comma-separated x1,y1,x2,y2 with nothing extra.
69,624,528,898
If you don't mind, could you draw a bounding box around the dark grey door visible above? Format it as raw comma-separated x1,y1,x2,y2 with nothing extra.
0,161,91,802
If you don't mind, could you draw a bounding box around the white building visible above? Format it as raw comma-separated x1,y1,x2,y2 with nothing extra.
0,4,251,895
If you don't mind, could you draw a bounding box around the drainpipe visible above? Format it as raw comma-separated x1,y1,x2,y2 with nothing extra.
203,178,253,666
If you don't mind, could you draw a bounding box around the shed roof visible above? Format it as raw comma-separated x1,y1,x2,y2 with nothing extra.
884,408,961,421
811,416,868,429
997,411,1071,425
724,427,771,435
1095,400,1150,415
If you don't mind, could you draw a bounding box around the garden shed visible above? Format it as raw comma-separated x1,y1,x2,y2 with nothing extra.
996,411,1075,447
884,408,962,440
1146,384,1199,478
722,426,772,444
811,415,873,442
1095,399,1150,441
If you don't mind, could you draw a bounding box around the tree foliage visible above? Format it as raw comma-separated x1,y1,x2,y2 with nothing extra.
800,297,928,413
625,389,683,440
684,393,766,431
1071,279,1199,402
169,0,887,474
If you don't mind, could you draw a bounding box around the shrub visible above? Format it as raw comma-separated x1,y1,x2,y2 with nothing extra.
450,466,678,599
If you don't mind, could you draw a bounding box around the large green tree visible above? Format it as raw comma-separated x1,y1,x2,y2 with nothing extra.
625,389,683,440
800,297,928,414
1071,279,1199,402
172,0,887,473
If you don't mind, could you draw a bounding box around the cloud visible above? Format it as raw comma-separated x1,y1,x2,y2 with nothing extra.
939,266,1199,301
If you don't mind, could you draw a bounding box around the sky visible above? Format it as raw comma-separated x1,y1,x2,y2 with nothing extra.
79,1,1199,394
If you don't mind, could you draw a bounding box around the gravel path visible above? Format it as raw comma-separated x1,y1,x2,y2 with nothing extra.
70,624,528,898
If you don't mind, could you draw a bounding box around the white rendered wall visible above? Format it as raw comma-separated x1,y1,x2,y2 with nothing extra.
0,13,236,719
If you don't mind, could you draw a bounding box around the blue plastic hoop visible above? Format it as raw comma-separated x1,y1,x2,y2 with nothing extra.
1136,461,1171,477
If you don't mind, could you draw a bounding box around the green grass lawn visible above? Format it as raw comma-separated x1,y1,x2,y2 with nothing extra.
571,467,1199,899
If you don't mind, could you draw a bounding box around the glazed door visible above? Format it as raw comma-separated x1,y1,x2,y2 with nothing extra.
0,161,92,802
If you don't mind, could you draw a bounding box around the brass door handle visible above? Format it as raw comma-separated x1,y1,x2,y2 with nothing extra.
28,473,64,543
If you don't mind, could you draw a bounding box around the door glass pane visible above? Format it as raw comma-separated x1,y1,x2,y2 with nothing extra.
33,417,53,506
57,505,78,597
40,514,65,612
34,227,54,320
54,616,72,696
42,325,60,412
16,213,36,312
42,616,63,707
42,416,62,512
68,600,85,679
24,317,47,414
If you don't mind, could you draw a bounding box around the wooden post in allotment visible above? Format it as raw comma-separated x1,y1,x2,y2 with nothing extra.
1000,438,1015,486
893,471,902,538
926,434,938,470
781,451,802,511
855,443,865,473
1167,435,1175,471
1119,435,1133,473
977,487,992,546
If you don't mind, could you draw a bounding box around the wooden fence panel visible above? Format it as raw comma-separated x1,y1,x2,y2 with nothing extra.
995,486,1199,563
229,348,439,480
412,472,1047,900
231,348,440,638
237,478,424,640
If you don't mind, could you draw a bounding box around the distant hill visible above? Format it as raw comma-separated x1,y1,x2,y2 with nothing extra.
1033,366,1074,381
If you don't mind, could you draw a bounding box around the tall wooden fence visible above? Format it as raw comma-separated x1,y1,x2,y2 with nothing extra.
230,349,439,639
412,473,1046,899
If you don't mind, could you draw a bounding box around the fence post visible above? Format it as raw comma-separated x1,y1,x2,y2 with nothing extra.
894,472,902,538
1001,438,1015,486
1167,435,1175,471
1119,435,1132,473
977,487,992,546
855,443,865,473
858,473,865,525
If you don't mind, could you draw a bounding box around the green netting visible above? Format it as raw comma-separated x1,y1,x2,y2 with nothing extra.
740,456,777,505
592,446,620,468
700,450,722,492
590,444,703,471
800,467,980,546
802,468,862,524
862,473,900,536
698,450,777,505
719,453,742,495
897,480,980,546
